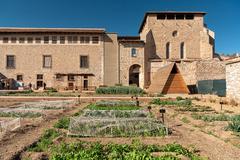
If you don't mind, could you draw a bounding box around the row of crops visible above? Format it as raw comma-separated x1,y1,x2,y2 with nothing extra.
67,100,169,137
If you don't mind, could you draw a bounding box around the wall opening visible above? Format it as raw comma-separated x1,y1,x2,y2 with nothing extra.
129,64,141,87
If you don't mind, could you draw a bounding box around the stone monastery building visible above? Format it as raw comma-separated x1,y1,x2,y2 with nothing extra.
0,11,225,93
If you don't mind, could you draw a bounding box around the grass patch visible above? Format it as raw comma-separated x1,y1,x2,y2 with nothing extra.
28,129,61,152
181,117,190,124
191,113,240,122
54,117,70,129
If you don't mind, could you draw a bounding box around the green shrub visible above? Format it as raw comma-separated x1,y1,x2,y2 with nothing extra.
28,129,61,152
96,86,145,95
227,120,240,132
54,117,70,129
176,96,184,101
45,87,58,93
151,98,192,106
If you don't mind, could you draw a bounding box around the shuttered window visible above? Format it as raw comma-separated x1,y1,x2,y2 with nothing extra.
43,55,52,68
80,56,89,68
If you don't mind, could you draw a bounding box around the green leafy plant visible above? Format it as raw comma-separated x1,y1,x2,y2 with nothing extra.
54,117,70,129
151,98,192,106
28,129,61,152
96,86,145,95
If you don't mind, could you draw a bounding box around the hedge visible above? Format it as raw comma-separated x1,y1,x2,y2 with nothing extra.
96,86,145,94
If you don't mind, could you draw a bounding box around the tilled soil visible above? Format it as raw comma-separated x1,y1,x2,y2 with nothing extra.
0,102,87,160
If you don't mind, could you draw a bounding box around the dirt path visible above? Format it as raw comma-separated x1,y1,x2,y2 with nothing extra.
0,103,87,160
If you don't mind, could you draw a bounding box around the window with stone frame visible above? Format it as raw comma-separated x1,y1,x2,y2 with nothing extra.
68,75,75,81
80,55,89,68
56,74,64,81
11,37,17,43
6,55,15,69
52,36,57,44
43,55,52,68
17,75,23,81
3,37,9,43
80,36,90,44
27,37,33,44
60,36,65,44
44,36,49,44
131,48,137,57
35,37,41,44
19,37,25,43
92,36,99,44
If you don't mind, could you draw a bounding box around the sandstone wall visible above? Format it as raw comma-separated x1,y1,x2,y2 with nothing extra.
0,33,104,89
226,62,240,102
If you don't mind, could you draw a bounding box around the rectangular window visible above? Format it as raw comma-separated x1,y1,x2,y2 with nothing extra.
68,36,73,44
27,37,33,43
131,48,137,57
6,55,15,69
92,36,99,44
44,36,49,44
37,74,43,80
60,36,65,44
166,14,175,20
17,75,23,81
176,14,185,20
35,37,41,43
11,37,17,43
43,55,52,68
3,37,9,43
186,14,194,20
80,56,89,68
80,36,90,44
68,75,75,81
56,74,63,81
157,14,166,20
52,36,57,44
73,36,78,43
19,37,25,43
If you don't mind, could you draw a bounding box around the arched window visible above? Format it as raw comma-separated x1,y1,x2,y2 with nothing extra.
131,48,137,57
180,42,185,59
166,42,170,59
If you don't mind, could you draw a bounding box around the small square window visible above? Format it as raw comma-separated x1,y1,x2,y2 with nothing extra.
35,37,41,43
73,36,78,43
3,37,9,43
176,14,185,20
17,75,23,81
11,37,17,43
68,75,75,81
52,36,57,44
60,36,65,44
56,74,63,81
44,36,49,44
37,74,43,80
92,36,99,44
27,37,33,43
19,37,25,43
80,36,90,44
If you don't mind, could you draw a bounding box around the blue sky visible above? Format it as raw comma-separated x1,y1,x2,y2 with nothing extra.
0,0,239,54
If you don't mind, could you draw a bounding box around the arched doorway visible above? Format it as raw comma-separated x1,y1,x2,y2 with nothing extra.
129,64,141,87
